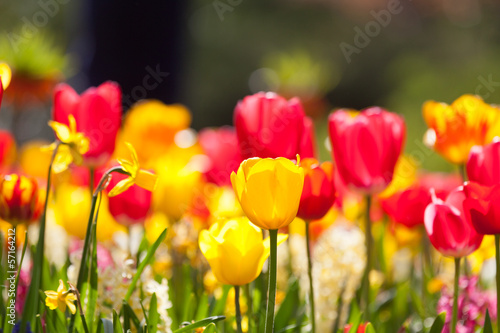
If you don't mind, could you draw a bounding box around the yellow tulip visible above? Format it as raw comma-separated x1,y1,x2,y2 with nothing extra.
53,184,126,241
199,217,287,286
423,94,500,164
231,157,304,230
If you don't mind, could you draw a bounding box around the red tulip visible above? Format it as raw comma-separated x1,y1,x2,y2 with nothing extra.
344,323,367,333
297,158,335,221
198,126,242,186
463,182,500,235
107,172,152,226
467,140,500,186
424,187,483,257
298,116,317,159
0,174,41,226
53,81,122,167
328,107,405,193
234,92,315,159
381,173,462,228
0,130,16,171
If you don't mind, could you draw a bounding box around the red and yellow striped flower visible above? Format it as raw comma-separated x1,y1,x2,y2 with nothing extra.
0,174,40,226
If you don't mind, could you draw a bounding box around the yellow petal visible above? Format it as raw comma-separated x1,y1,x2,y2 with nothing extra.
117,158,136,176
125,142,140,167
108,177,134,197
45,295,59,310
135,170,158,192
0,63,12,90
68,114,77,134
52,145,73,173
57,280,65,293
48,121,71,142
66,296,77,315
199,229,218,259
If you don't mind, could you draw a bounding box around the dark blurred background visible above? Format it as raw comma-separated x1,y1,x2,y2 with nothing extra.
1,0,500,171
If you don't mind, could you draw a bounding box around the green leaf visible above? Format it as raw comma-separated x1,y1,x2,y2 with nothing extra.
87,223,99,332
212,285,231,316
125,229,167,302
172,316,226,333
113,309,124,333
364,322,376,333
482,309,493,333
409,289,426,319
102,318,114,333
203,323,217,333
194,292,209,321
275,279,299,330
123,301,142,331
148,293,159,333
429,312,446,333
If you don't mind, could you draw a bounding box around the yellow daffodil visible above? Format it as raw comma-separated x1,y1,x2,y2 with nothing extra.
199,217,288,286
423,94,500,164
46,115,89,173
44,280,77,314
0,63,12,90
108,142,158,197
231,157,304,230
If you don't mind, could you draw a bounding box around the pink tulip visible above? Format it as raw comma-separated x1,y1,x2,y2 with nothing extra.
198,126,242,186
467,140,500,186
234,92,315,159
328,107,405,193
424,187,483,257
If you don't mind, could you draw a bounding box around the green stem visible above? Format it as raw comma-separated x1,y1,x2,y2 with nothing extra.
265,229,278,333
363,195,372,322
69,166,124,332
496,235,500,333
305,222,316,333
245,283,253,332
235,286,243,333
20,141,59,332
458,164,468,182
451,257,461,333
89,167,95,198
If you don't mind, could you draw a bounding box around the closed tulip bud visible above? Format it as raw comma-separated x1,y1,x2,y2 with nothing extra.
199,217,287,286
297,158,335,221
463,182,500,235
424,187,483,257
53,81,122,167
328,107,405,194
0,174,40,226
107,172,152,226
423,95,500,164
467,140,500,186
198,126,242,186
231,156,304,230
234,92,315,159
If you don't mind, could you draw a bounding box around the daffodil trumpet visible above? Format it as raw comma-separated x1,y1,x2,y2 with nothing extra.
20,141,60,332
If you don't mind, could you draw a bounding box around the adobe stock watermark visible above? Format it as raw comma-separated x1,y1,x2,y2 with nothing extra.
122,65,169,108
475,74,500,100
213,0,243,21
340,0,404,64
6,0,70,53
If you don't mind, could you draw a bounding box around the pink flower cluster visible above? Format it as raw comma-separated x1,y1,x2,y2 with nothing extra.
437,276,496,332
